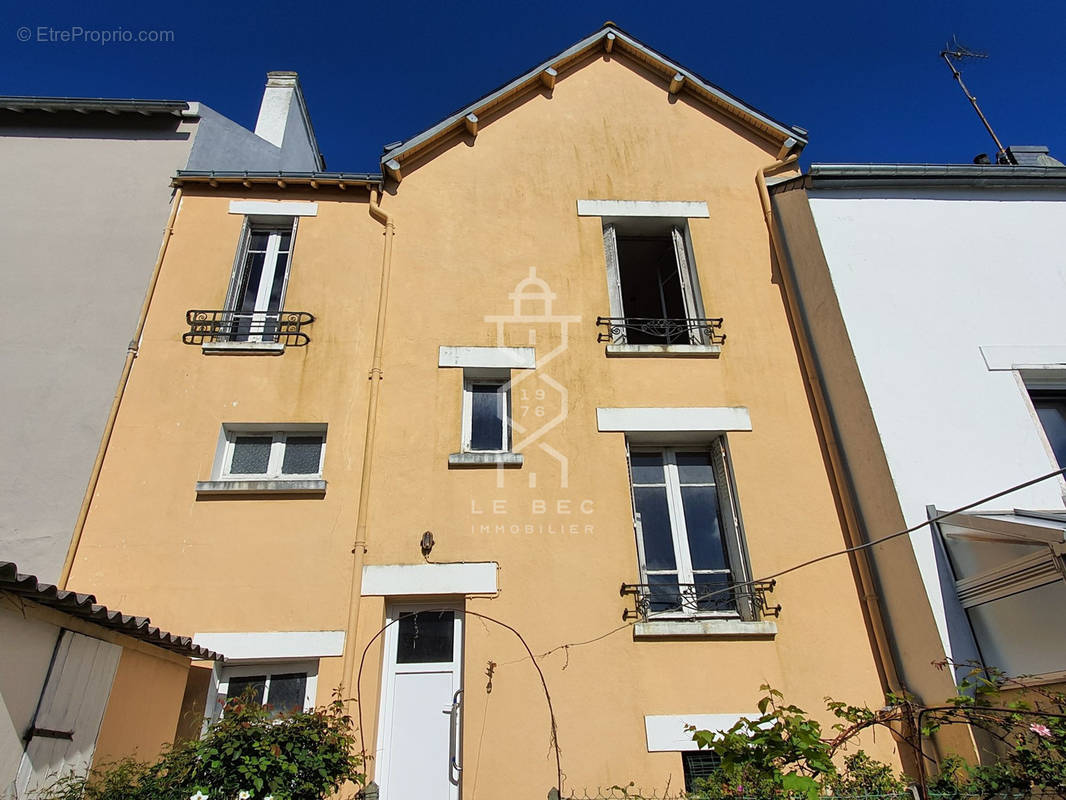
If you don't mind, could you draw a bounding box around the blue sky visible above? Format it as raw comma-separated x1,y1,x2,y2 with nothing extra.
3,0,1064,172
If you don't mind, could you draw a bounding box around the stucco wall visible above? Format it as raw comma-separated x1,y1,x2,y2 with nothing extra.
69,52,900,796
807,188,1066,663
0,113,196,583
93,646,190,766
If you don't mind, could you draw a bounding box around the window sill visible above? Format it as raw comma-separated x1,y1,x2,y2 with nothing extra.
201,341,286,355
195,479,326,497
448,452,523,468
633,619,777,640
605,344,721,357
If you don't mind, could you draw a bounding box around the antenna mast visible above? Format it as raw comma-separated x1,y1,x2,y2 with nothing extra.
940,36,1010,163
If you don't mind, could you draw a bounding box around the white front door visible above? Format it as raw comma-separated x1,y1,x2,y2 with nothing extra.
15,630,122,797
376,605,463,800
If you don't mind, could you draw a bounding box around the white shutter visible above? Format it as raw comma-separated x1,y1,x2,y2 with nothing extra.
603,225,626,341
625,439,649,575
671,226,701,343
710,439,751,619
15,631,122,796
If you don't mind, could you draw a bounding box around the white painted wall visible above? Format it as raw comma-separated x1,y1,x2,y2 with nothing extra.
0,606,60,795
808,188,1066,659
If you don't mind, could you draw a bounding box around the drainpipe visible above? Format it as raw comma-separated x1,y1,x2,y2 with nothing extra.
340,187,395,698
58,187,184,590
755,153,906,699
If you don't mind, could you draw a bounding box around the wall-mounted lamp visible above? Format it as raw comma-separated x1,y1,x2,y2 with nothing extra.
420,530,435,557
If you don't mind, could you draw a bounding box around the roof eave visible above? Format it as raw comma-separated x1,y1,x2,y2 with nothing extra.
0,96,191,117
769,163,1066,192
173,170,383,189
380,24,807,179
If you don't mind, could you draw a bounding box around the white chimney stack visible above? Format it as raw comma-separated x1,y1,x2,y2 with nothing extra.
254,71,299,148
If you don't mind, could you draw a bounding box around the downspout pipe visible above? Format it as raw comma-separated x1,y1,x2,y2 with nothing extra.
340,187,395,699
58,187,184,590
756,153,906,699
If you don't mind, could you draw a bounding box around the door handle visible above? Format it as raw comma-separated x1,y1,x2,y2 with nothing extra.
448,689,463,779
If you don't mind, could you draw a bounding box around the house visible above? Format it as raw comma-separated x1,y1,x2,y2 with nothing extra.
0,72,323,585
64,25,905,797
768,160,1066,699
0,561,218,798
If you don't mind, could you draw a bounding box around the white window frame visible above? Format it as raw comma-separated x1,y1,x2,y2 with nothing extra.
460,370,511,453
223,218,299,342
628,439,751,620
602,220,708,345
216,425,326,481
207,660,319,723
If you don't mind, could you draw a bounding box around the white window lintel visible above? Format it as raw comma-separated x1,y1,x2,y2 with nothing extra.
361,562,498,596
644,713,755,752
228,200,318,217
439,346,536,369
597,407,752,433
981,345,1066,371
193,630,345,661
577,200,709,218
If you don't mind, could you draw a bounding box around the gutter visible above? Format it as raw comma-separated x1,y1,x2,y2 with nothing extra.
339,187,396,706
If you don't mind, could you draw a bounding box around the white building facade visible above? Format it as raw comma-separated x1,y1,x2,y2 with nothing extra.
771,163,1066,690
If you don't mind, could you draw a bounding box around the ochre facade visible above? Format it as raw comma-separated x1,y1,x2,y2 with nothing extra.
69,48,901,796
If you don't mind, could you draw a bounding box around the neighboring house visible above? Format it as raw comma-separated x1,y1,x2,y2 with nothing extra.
768,160,1066,695
66,25,906,798
0,561,218,799
0,72,323,585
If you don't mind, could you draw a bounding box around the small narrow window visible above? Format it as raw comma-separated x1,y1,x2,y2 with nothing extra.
682,751,722,793
224,219,297,342
462,374,510,453
214,662,316,720
219,427,325,480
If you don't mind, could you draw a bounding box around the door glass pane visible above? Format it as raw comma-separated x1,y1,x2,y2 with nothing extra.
265,672,307,715
680,485,730,572
281,436,323,474
226,675,266,705
230,436,272,474
469,384,505,451
675,451,715,484
630,452,664,484
397,611,455,664
276,231,292,253
266,249,288,311
634,486,676,570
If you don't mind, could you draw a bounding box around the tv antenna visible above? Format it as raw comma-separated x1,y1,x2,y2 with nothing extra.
940,36,1009,163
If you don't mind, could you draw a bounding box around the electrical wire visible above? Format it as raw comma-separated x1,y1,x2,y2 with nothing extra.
354,608,562,797
503,464,1066,666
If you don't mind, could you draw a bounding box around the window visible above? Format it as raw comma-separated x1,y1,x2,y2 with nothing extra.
212,662,317,720
939,513,1066,678
219,428,325,480
1030,390,1066,467
224,220,297,342
461,374,510,453
603,220,707,345
629,441,752,619
682,751,722,793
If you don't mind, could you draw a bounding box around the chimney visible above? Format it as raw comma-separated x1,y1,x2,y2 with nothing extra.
254,71,300,148
1005,145,1065,167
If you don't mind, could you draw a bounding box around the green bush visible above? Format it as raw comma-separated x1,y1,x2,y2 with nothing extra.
33,693,364,800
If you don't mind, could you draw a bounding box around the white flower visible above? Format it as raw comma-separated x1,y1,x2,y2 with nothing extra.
238,792,251,800
264,796,274,800
190,792,209,800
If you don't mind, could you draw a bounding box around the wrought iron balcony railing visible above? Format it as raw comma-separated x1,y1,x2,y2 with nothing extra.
182,310,315,347
620,579,779,623
596,316,725,346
